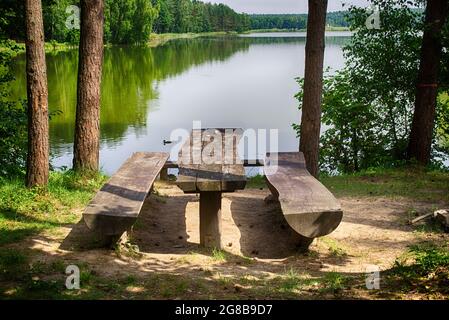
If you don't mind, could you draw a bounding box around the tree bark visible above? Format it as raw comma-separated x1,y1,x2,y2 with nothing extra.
25,0,49,188
407,0,449,165
73,0,104,172
299,0,328,178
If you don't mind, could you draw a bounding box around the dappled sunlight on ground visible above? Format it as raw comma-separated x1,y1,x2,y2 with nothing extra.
1,181,448,299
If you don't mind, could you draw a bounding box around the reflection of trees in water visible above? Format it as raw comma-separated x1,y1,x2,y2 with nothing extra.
9,38,251,155
233,34,351,46
9,35,349,157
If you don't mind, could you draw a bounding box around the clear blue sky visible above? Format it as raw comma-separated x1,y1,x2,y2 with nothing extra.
203,0,371,14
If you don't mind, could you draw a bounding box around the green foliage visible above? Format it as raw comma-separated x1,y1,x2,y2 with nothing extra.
344,0,423,159
1,0,251,45
0,40,26,178
0,101,27,177
152,0,173,33
0,0,25,40
44,0,80,44
326,11,350,28
105,0,158,44
153,0,250,34
294,0,449,174
295,70,390,173
132,0,159,44
91,0,252,44
249,12,348,31
435,93,449,155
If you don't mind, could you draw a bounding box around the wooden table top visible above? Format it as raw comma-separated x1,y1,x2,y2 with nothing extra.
176,128,247,193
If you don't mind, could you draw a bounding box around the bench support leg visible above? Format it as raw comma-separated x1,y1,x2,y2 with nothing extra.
199,192,222,249
297,235,314,252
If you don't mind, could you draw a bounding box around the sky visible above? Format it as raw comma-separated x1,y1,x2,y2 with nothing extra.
203,0,372,14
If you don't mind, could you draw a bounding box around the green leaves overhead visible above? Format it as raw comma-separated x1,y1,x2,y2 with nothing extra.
105,0,158,44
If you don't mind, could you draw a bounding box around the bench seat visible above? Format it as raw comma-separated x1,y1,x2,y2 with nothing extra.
83,152,169,237
264,152,343,238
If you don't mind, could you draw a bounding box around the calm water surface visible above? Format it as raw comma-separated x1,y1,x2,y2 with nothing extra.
11,32,350,174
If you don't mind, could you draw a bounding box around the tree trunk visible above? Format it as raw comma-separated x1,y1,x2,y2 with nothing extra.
25,0,49,188
299,0,328,178
73,0,104,172
407,0,449,165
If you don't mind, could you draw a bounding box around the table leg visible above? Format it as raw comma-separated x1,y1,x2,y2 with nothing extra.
199,191,222,249
160,168,168,180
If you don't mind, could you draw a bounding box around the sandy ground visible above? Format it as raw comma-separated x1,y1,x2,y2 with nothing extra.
13,181,449,298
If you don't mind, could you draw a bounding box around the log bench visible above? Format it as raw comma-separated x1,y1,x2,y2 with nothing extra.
264,152,343,239
83,152,169,242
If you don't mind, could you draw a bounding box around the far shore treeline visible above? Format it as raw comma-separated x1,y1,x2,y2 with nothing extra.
0,0,349,45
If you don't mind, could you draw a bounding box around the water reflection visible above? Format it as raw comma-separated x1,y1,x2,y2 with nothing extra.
10,33,349,174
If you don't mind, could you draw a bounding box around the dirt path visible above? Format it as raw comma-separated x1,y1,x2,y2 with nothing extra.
11,181,448,299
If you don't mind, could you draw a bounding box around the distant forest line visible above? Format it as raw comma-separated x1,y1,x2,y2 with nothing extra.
0,0,349,45
249,12,349,31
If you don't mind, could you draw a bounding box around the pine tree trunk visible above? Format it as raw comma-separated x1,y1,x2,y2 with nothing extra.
25,0,49,188
407,0,449,165
299,0,328,178
73,0,104,172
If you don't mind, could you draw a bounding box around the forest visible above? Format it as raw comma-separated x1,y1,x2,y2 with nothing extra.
250,11,349,30
0,0,349,45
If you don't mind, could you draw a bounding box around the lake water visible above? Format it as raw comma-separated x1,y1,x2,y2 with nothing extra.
10,32,350,175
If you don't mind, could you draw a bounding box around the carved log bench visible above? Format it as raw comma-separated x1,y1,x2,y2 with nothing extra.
264,152,343,240
83,152,169,242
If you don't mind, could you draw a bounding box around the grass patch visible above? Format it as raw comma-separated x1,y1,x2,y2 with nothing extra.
385,242,449,295
0,249,28,281
254,269,349,298
277,268,304,292
319,237,347,257
211,248,228,262
407,243,449,274
246,174,266,189
320,272,348,294
321,167,449,202
0,170,107,245
247,167,449,201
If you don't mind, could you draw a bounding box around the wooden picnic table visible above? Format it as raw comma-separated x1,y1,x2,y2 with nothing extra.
176,128,247,248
